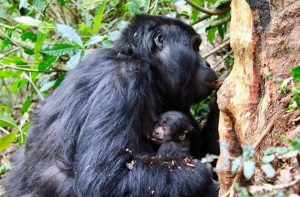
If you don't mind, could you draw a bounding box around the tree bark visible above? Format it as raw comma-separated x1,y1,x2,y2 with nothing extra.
217,0,300,195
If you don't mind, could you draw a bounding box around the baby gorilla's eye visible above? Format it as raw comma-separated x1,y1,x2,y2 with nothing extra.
154,33,164,49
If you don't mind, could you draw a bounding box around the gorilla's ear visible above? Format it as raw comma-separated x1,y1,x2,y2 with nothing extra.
154,32,164,50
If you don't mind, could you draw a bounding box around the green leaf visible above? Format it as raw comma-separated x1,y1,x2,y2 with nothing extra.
231,156,241,173
191,0,203,22
0,163,12,176
19,0,29,9
33,0,47,11
242,145,254,159
262,154,275,163
38,22,55,34
0,115,18,128
108,30,121,42
54,75,65,88
275,147,289,155
34,33,47,64
56,24,83,46
59,0,66,6
93,1,107,35
1,39,11,50
291,135,300,150
217,25,225,39
85,35,104,46
14,16,42,27
9,79,27,93
207,27,217,44
261,163,275,178
42,43,80,56
21,96,32,114
243,160,255,180
125,0,141,15
0,56,27,65
291,66,300,82
0,131,18,152
40,80,56,92
67,51,82,69
21,31,37,42
82,0,100,10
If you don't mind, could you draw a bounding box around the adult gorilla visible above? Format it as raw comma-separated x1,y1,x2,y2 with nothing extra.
5,14,219,197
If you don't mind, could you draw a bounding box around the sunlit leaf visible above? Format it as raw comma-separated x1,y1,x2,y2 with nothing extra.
93,1,107,35
262,154,275,163
56,24,83,46
0,131,18,152
33,0,47,11
67,51,82,69
261,163,275,178
191,0,203,22
0,115,18,128
0,163,12,175
242,145,254,159
14,16,42,27
19,0,29,9
243,160,255,180
34,33,47,64
85,35,104,46
42,43,80,56
108,30,121,42
231,156,241,173
0,56,28,65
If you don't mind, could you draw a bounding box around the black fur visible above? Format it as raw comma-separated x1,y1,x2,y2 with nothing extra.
151,111,193,157
5,14,218,197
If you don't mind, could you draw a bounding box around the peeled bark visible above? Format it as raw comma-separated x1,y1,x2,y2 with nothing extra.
217,0,300,194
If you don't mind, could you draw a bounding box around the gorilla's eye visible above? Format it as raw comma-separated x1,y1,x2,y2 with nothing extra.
192,36,202,52
154,33,164,49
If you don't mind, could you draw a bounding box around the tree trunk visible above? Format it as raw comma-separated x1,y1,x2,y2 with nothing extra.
217,0,300,195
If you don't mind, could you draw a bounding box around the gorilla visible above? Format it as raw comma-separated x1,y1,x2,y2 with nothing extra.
5,14,219,197
151,111,193,158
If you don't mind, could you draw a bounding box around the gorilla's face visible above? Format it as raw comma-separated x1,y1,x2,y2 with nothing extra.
117,14,218,105
149,23,218,104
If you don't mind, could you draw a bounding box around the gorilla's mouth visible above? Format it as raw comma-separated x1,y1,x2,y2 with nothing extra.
210,80,223,89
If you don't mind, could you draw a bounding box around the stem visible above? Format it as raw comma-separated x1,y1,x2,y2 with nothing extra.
192,14,211,25
249,174,300,192
0,47,22,60
212,50,233,69
206,16,231,30
22,73,44,100
202,39,230,58
0,29,32,50
0,64,66,73
186,0,230,15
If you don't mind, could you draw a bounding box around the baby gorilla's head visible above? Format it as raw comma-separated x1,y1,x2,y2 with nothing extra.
151,111,194,144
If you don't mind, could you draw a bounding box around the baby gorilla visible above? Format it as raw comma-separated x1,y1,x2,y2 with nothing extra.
151,111,194,157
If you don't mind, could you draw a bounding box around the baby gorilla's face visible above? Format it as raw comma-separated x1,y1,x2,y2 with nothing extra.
151,121,171,144
151,111,193,145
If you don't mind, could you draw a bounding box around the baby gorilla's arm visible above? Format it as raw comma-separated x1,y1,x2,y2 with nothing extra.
157,141,188,158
